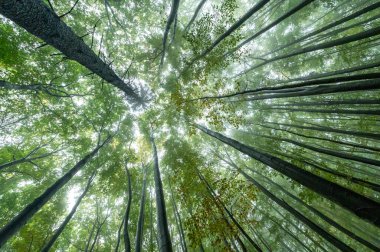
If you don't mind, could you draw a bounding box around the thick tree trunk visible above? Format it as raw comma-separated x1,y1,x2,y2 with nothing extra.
123,163,132,252
0,136,111,248
226,0,315,56
150,133,173,252
196,169,262,252
0,0,140,100
183,0,207,33
135,166,147,252
194,124,380,227
235,166,355,252
263,2,380,57
41,172,96,252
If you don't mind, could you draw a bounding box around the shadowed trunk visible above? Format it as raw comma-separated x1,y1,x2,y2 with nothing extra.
123,163,132,252
0,136,111,248
194,124,380,227
0,0,140,100
135,165,147,252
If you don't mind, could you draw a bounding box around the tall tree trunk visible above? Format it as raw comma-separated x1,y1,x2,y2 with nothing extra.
0,136,111,248
241,26,380,75
194,124,380,227
266,121,380,141
196,168,262,252
252,132,380,167
186,0,269,68
263,2,380,57
41,172,96,252
123,163,132,252
160,0,180,67
0,0,140,100
234,166,355,252
168,179,187,252
192,73,380,101
226,0,315,56
183,0,207,33
114,216,125,252
84,220,97,252
150,133,173,252
135,165,147,252
263,106,380,116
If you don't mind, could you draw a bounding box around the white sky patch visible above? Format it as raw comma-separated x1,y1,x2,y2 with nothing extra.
67,185,81,210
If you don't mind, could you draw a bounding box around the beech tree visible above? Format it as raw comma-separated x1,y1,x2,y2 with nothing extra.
1,0,379,251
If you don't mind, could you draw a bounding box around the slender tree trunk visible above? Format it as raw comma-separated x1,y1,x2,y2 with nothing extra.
0,0,140,100
194,124,380,227
263,107,380,116
259,123,380,153
150,133,173,252
183,0,207,33
272,99,380,107
123,163,132,252
241,26,380,74
266,121,380,141
115,216,125,252
191,73,380,101
235,166,355,251
84,220,97,252
196,168,262,252
186,0,269,68
263,2,380,57
226,0,315,56
41,172,96,252
135,166,147,252
252,132,380,167
150,191,154,252
160,0,180,67
168,179,187,252
0,136,111,248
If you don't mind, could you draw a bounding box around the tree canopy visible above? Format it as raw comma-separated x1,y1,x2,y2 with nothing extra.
0,0,379,251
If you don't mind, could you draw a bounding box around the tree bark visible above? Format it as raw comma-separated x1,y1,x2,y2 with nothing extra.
0,136,111,248
135,165,147,252
41,172,96,252
150,133,173,252
114,216,125,252
0,0,140,100
123,163,132,252
194,124,380,227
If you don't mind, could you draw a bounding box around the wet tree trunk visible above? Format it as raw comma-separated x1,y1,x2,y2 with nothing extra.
41,172,96,252
194,124,380,227
0,0,140,100
150,133,173,252
0,136,111,248
123,163,132,252
135,166,147,252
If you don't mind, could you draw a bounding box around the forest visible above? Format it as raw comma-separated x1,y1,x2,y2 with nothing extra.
0,0,379,251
